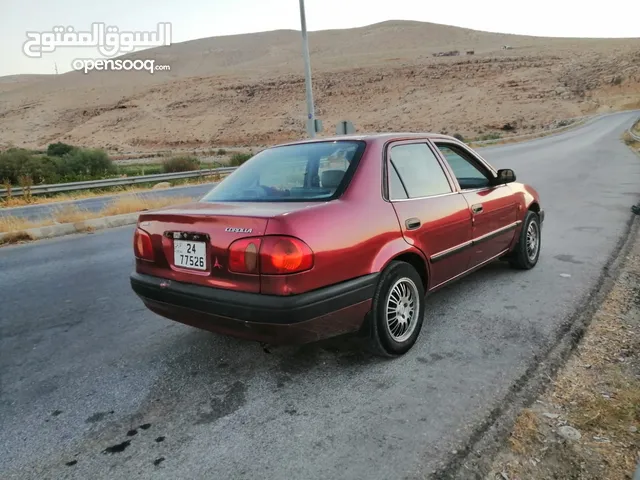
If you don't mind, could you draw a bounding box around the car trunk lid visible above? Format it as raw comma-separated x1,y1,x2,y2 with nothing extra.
135,201,316,293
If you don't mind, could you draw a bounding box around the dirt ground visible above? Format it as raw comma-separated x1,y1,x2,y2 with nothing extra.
1,20,639,153
485,225,640,480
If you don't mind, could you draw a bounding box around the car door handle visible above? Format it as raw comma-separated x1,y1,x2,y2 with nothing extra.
471,204,484,214
405,218,421,230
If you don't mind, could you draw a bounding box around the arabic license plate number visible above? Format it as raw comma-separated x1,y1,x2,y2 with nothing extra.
173,240,206,270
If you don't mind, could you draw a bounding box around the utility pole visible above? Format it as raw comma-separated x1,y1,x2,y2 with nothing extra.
298,0,316,138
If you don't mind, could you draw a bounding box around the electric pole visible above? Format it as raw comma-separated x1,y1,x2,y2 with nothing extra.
298,0,316,138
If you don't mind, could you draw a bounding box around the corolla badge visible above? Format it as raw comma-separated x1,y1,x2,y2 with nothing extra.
225,227,252,233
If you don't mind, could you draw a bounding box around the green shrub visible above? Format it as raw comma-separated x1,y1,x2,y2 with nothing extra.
217,148,227,155
47,142,77,157
0,148,59,184
0,147,116,185
453,133,465,142
59,148,116,178
162,155,201,173
229,153,253,166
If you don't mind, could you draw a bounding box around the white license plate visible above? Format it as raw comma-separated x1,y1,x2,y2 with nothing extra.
173,240,207,270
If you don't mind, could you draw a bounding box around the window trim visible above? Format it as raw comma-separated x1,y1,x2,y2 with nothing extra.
429,139,499,192
382,139,458,202
388,160,409,200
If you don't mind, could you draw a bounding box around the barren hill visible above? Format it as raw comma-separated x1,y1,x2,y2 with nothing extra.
1,20,639,152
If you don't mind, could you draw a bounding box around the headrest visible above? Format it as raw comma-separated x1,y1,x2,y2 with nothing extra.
321,169,345,189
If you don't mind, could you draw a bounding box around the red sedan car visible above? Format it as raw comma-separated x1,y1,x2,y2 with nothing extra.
130,133,543,356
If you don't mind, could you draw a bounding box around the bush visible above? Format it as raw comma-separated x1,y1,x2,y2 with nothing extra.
162,155,201,173
453,133,465,142
0,148,59,185
47,142,77,157
0,147,115,185
58,148,116,178
217,148,227,155
229,153,253,166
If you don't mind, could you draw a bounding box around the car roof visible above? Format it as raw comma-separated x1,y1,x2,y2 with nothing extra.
273,132,458,147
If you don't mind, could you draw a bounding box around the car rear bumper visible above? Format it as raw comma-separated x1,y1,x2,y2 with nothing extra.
130,272,377,344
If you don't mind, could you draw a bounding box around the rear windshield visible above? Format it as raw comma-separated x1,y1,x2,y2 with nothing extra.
200,140,366,202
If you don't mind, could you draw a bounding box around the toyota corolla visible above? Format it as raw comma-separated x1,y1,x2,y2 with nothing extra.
130,133,544,356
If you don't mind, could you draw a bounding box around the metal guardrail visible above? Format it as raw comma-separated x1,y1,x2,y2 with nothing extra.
0,166,238,198
629,118,640,142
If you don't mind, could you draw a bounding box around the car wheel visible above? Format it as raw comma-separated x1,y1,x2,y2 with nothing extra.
367,261,426,357
508,210,541,270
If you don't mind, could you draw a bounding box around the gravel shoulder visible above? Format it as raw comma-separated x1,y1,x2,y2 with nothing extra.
482,219,640,479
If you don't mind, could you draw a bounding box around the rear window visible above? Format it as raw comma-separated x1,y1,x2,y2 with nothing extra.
201,140,366,202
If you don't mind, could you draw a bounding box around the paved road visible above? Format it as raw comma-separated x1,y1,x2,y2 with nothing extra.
1,111,639,480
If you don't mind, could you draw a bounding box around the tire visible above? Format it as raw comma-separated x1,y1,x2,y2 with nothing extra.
508,210,541,270
366,261,426,357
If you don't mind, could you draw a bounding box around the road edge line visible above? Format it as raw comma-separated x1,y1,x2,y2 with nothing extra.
430,213,640,479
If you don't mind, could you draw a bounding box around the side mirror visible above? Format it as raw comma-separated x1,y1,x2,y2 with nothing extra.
494,168,516,185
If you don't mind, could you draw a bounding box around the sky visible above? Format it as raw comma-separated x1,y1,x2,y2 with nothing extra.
2,0,639,77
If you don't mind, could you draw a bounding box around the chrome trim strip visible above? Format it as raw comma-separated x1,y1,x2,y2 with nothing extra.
429,220,522,263
431,240,473,262
430,248,510,291
473,220,522,245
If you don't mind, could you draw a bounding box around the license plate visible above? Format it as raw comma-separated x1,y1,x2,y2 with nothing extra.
173,240,206,270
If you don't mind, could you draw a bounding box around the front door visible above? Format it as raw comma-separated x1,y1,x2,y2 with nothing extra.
431,141,518,269
386,141,473,289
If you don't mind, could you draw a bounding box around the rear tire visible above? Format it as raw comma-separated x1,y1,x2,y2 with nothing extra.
508,210,541,270
366,261,426,357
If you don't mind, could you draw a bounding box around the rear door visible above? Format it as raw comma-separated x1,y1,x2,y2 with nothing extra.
431,140,518,269
386,140,473,289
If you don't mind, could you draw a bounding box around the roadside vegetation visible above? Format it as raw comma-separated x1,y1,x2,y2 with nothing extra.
486,224,640,480
0,142,210,186
229,152,253,166
0,194,196,244
464,118,584,148
0,142,254,208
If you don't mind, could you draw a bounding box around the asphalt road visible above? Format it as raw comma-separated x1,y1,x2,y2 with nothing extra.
1,111,639,480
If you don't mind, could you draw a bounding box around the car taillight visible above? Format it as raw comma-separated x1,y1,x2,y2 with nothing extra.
228,237,262,274
133,228,155,261
260,236,313,275
227,236,314,275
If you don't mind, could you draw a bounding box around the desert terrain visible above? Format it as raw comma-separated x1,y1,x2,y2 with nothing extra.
0,20,639,153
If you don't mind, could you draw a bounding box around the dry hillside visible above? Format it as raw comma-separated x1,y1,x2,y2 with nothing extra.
0,20,639,152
